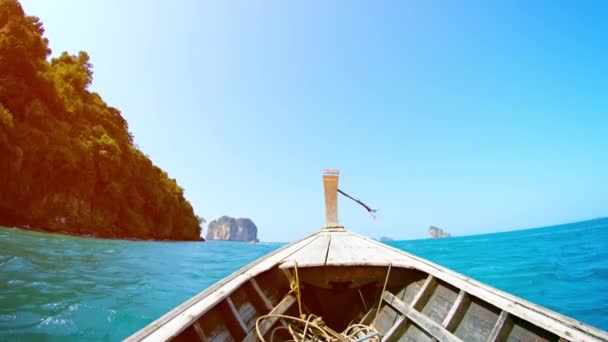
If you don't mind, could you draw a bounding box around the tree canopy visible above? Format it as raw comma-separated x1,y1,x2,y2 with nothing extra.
0,0,204,240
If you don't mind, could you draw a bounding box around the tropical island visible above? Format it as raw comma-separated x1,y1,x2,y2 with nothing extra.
206,216,259,242
0,0,203,240
428,225,451,238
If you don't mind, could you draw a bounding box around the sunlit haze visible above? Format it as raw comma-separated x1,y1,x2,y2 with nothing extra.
19,0,608,241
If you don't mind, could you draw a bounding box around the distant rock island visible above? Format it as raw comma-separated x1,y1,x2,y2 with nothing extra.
379,236,394,242
206,216,259,242
428,226,451,238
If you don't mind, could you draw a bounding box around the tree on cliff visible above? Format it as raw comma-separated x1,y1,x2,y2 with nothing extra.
0,0,204,240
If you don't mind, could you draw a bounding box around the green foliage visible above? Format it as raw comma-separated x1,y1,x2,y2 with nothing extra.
0,0,203,240
0,104,13,128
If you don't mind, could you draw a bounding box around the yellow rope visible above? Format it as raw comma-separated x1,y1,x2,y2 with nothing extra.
293,262,304,319
256,262,384,342
371,263,392,329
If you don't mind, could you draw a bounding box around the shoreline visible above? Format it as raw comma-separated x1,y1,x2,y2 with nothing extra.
3,224,205,242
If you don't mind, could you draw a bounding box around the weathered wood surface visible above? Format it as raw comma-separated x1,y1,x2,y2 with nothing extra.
396,276,429,307
442,290,470,332
242,294,296,342
348,231,608,342
192,322,207,341
225,296,248,334
457,298,501,341
282,230,413,268
422,283,458,335
250,279,273,310
325,231,410,266
322,170,340,227
382,315,406,342
411,275,437,310
383,291,463,342
127,228,608,342
194,307,233,342
487,311,512,342
382,275,438,341
507,316,560,342
280,234,330,268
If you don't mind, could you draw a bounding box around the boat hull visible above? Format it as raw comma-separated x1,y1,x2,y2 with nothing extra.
126,229,608,342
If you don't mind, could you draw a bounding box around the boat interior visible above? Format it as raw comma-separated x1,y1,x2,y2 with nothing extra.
171,264,565,342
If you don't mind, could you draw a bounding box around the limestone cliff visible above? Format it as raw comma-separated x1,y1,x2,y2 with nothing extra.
428,226,451,238
206,216,259,242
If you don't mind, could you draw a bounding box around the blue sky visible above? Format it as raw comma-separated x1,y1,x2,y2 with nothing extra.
20,0,608,241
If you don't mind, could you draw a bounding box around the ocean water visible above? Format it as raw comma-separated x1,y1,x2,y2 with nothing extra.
0,219,607,340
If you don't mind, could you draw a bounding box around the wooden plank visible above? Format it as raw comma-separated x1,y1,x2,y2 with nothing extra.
487,311,512,342
382,315,406,342
359,306,377,325
359,288,369,311
250,279,273,310
375,303,401,335
242,295,296,342
349,231,608,342
280,234,331,268
280,267,295,287
411,275,437,310
192,322,207,342
383,291,462,342
231,286,261,331
442,290,470,331
453,297,500,341
395,275,429,308
400,323,436,342
325,232,410,266
422,282,459,325
194,308,233,342
508,316,560,342
250,278,290,330
383,275,437,342
381,278,426,341
226,297,248,334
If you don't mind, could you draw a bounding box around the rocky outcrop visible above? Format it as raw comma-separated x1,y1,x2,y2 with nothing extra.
428,226,451,238
206,216,259,242
379,236,394,242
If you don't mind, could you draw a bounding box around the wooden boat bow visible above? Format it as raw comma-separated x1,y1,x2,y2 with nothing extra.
125,171,608,342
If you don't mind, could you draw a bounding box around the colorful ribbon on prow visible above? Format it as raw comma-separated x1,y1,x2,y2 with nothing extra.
337,189,380,219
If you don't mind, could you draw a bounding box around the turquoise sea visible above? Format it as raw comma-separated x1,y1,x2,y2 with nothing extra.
1,218,607,340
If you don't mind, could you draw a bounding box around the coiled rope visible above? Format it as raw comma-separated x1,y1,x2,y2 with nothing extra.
255,263,391,341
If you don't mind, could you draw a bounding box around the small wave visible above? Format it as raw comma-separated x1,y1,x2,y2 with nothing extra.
36,315,77,333
7,279,25,285
591,267,608,279
107,309,117,323
0,314,16,322
40,302,67,312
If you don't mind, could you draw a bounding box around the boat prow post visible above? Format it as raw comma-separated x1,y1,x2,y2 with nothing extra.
321,169,345,231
